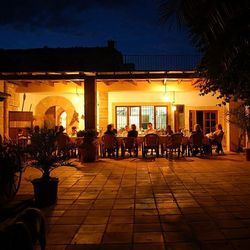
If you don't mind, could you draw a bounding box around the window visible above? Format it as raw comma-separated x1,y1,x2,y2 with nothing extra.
129,107,140,129
116,107,128,129
155,106,167,129
141,106,154,129
116,105,168,130
204,111,217,134
189,110,217,134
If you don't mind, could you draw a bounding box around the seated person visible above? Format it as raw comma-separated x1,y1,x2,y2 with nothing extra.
145,122,156,134
128,124,138,138
56,126,70,156
190,124,203,156
104,124,117,136
166,125,174,135
210,124,224,153
121,125,129,137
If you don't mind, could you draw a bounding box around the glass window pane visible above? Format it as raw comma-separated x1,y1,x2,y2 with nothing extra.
129,107,140,129
211,113,216,119
116,107,127,130
205,113,210,119
141,106,154,129
155,107,167,129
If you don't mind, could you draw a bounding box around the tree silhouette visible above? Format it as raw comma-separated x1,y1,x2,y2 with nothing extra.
159,0,250,105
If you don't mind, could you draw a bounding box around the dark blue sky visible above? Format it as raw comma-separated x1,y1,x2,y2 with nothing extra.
0,0,197,55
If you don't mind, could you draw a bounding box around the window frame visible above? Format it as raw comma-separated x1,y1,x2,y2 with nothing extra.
115,105,168,130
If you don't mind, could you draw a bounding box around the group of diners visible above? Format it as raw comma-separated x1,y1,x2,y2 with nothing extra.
9,125,78,158
2,121,224,159
100,122,224,158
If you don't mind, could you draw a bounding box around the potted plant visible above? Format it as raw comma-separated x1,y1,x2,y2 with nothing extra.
27,129,70,207
78,129,99,163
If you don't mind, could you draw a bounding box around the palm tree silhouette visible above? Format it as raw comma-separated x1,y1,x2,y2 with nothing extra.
159,0,250,105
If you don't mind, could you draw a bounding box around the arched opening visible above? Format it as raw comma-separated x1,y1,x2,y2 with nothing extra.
59,111,67,128
35,96,77,133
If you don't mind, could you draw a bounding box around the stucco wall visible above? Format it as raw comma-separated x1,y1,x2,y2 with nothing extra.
18,93,85,131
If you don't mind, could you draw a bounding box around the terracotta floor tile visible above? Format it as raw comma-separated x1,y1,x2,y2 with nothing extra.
102,232,133,243
134,223,162,232
55,216,85,225
83,216,109,225
133,232,164,243
133,243,165,250
163,231,194,243
165,242,200,250
78,224,106,232
47,232,76,244
71,232,103,244
134,215,160,224
63,209,89,217
109,215,134,224
106,223,133,232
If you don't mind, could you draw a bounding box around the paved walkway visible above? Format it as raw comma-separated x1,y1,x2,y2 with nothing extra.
19,153,250,249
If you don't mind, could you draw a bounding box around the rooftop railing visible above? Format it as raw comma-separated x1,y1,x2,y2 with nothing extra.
123,55,202,71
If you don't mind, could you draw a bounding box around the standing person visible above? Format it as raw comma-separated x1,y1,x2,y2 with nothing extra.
128,124,138,138
145,122,156,134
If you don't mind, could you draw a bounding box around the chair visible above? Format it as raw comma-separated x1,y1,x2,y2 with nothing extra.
189,133,204,156
142,134,159,158
100,134,119,158
165,133,183,158
121,137,138,157
211,131,224,155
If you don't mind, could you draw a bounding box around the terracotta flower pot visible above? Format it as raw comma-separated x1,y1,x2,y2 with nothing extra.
79,138,98,163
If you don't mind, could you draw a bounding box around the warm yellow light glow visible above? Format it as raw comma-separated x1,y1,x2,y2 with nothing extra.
171,105,177,111
163,94,170,102
74,95,80,103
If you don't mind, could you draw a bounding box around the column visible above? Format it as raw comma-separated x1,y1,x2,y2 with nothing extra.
98,91,108,133
84,77,97,130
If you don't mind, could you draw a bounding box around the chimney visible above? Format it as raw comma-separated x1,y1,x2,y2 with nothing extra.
107,40,116,49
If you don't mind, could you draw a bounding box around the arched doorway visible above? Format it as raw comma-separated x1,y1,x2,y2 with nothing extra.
35,96,77,133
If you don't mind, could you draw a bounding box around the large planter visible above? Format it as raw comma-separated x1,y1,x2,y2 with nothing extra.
79,138,99,163
32,177,59,207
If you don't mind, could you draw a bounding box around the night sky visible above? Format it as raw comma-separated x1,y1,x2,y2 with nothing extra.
0,0,197,55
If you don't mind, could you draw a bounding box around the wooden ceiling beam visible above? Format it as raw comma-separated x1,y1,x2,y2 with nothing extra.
0,71,196,80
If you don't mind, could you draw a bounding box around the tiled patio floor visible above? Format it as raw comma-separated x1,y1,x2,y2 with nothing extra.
19,153,250,249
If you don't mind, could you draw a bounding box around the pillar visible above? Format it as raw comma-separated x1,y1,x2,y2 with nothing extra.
84,77,97,130
229,101,242,152
98,91,108,132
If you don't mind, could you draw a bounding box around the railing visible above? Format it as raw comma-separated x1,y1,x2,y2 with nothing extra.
123,55,202,71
